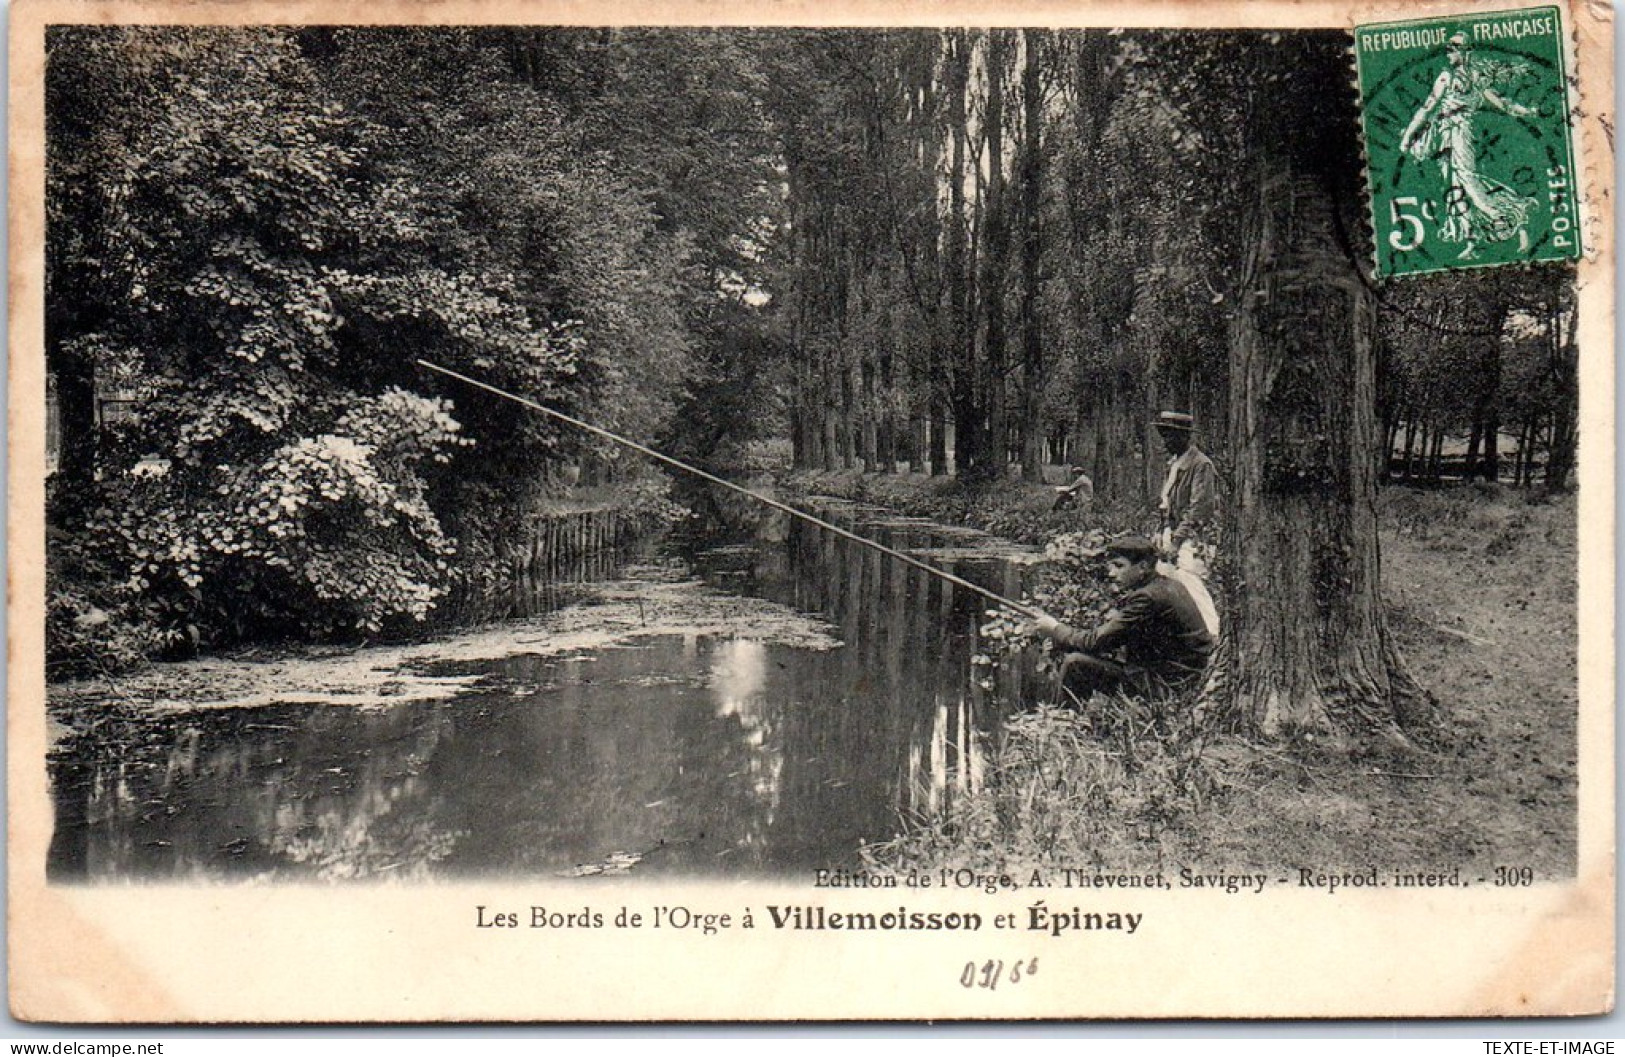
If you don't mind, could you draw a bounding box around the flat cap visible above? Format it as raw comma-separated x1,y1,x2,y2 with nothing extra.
1104,536,1158,562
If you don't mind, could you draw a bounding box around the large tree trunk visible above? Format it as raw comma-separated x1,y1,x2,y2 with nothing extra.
979,30,1010,481
1224,167,1427,739
1544,274,1578,492
1018,30,1046,483
942,30,982,479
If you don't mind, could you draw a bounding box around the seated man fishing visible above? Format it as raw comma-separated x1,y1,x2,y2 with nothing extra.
1028,536,1217,703
1051,465,1094,513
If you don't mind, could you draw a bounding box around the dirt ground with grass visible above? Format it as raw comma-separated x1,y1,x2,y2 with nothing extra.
1181,486,1577,878
815,472,1580,880
1354,486,1575,875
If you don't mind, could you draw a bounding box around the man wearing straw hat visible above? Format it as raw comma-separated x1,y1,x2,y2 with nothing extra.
1153,410,1217,573
1051,465,1094,513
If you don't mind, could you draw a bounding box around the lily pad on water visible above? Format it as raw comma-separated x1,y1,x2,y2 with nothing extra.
47,565,841,721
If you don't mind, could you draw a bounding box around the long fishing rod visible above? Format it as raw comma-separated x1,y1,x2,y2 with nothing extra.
416,358,1045,622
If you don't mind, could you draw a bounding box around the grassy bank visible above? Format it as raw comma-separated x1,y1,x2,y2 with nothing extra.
802,473,1580,879
786,467,1150,545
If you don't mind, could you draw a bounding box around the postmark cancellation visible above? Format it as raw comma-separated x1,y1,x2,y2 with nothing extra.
1355,6,1582,277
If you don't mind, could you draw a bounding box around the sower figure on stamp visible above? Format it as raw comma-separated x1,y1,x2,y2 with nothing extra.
1153,411,1217,577
1398,32,1539,260
1027,537,1217,706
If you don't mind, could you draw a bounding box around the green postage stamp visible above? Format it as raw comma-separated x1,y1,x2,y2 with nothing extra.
1355,6,1581,278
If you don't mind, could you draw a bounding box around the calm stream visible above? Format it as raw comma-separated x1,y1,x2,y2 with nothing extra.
48,483,1042,882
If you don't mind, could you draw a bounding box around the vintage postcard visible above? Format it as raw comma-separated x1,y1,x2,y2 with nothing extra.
8,0,1613,1022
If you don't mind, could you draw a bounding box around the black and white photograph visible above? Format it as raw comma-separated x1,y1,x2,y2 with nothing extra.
10,0,1613,1022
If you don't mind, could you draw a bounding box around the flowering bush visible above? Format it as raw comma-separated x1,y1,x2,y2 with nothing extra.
83,389,471,644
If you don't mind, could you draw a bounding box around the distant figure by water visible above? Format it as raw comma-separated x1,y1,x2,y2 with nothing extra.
1052,466,1094,513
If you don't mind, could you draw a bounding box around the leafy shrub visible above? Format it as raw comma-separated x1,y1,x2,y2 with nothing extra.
46,526,174,678
82,388,471,646
46,28,661,659
974,529,1117,688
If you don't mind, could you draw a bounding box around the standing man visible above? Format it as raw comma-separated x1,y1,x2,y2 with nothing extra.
1153,411,1217,573
1029,536,1217,702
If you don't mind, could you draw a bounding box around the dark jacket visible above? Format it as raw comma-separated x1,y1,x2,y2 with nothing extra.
1051,573,1216,683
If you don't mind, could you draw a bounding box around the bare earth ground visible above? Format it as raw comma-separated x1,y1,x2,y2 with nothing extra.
1305,486,1577,877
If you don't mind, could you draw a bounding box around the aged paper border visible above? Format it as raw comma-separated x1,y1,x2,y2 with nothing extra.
7,0,1614,1022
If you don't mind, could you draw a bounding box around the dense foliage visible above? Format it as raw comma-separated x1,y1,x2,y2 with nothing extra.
46,27,783,672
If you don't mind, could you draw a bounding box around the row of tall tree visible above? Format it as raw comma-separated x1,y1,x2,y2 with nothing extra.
766,29,1579,501
766,29,1543,735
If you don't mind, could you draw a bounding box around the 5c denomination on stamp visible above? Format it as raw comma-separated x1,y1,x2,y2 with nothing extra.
1355,6,1581,277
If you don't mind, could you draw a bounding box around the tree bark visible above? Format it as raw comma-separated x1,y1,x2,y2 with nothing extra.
1544,275,1578,492
1224,166,1427,739
1018,30,1047,483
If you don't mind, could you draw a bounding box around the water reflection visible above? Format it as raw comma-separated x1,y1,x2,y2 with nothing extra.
50,484,1039,882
